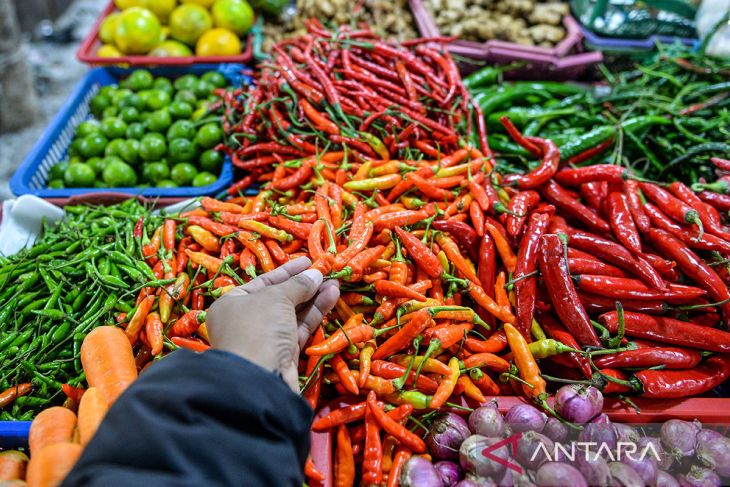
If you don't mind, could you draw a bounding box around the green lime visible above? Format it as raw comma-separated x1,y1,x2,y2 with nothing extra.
192,171,217,187
47,179,65,189
168,101,193,119
94,180,107,188
111,88,133,106
142,161,170,183
138,111,151,124
103,160,138,187
125,122,146,139
168,138,196,163
192,79,214,99
78,134,108,158
86,156,106,175
119,106,141,123
119,139,140,165
166,119,196,140
68,139,83,157
90,94,111,117
173,89,197,105
102,106,118,119
199,149,223,173
173,74,198,92
100,117,128,139
48,161,70,180
194,123,222,149
170,162,197,185
76,120,101,137
140,133,167,161
145,90,171,110
69,155,84,164
99,86,117,99
117,92,144,110
153,77,174,95
201,71,226,88
147,109,172,133
126,70,154,91
64,163,96,187
105,139,126,158
157,179,178,188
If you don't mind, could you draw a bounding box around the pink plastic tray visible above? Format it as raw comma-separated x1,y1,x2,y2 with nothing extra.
76,1,253,66
310,395,730,486
408,0,602,78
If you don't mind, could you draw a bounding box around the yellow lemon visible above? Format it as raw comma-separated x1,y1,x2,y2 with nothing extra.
115,0,146,9
211,0,254,37
145,0,178,22
180,0,216,7
149,39,193,56
99,12,120,44
168,4,213,46
114,7,162,54
195,28,241,56
97,44,123,57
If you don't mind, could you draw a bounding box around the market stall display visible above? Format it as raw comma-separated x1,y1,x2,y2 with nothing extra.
76,0,255,64
3,3,730,486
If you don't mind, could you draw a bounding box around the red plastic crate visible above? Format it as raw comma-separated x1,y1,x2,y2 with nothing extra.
309,395,730,487
76,1,253,66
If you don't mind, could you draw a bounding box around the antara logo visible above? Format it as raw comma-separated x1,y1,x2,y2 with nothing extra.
482,432,662,474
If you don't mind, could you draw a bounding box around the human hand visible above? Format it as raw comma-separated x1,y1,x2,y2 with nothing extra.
206,257,340,392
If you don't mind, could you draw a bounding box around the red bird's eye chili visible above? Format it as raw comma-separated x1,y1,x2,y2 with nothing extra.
362,406,383,485
514,212,550,338
538,234,601,347
432,220,479,261
505,190,540,239
394,227,443,279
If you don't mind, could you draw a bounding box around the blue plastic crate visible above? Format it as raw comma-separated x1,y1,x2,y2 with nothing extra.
10,64,252,199
0,421,29,449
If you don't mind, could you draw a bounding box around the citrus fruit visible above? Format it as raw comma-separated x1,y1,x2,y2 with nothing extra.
194,123,222,149
120,139,141,165
99,13,120,44
140,133,168,161
201,71,226,88
145,90,171,110
147,109,172,132
105,139,126,158
195,28,241,56
157,179,178,188
192,171,217,187
145,0,178,22
76,120,101,138
100,117,128,139
114,7,161,54
169,4,212,46
47,179,65,189
168,101,193,119
78,134,108,158
181,0,216,7
142,161,170,183
115,0,146,9
103,160,139,187
97,44,123,58
211,0,254,37
149,40,193,57
125,122,146,139
153,77,174,94
199,149,223,173
119,106,141,123
87,157,107,175
49,161,70,181
126,69,154,91
64,163,96,187
170,162,198,185
168,138,197,162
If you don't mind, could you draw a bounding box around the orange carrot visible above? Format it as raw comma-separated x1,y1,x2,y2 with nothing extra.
0,451,28,481
81,327,138,405
29,407,77,454
26,442,82,487
77,387,108,447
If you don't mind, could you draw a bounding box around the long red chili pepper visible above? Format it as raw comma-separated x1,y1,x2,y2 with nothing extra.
606,192,642,254
573,274,705,302
633,355,730,398
536,310,592,378
514,212,550,338
554,165,628,186
594,347,702,370
394,227,443,278
505,190,540,239
538,234,601,347
599,311,730,352
640,182,704,235
543,180,611,234
646,228,730,326
644,203,730,254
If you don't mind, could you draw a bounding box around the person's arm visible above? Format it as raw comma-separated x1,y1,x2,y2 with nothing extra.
62,257,339,487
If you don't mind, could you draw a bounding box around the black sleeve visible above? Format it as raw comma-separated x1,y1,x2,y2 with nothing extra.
62,350,313,487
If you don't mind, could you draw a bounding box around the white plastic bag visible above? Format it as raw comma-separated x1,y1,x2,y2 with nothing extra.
697,0,730,57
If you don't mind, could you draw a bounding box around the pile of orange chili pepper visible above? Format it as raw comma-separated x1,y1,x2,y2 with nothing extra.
107,28,730,486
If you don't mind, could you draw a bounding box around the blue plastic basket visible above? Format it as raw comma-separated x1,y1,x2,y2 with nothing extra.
0,421,29,449
10,64,252,199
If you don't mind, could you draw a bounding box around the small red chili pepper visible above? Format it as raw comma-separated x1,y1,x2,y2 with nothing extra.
606,192,642,254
